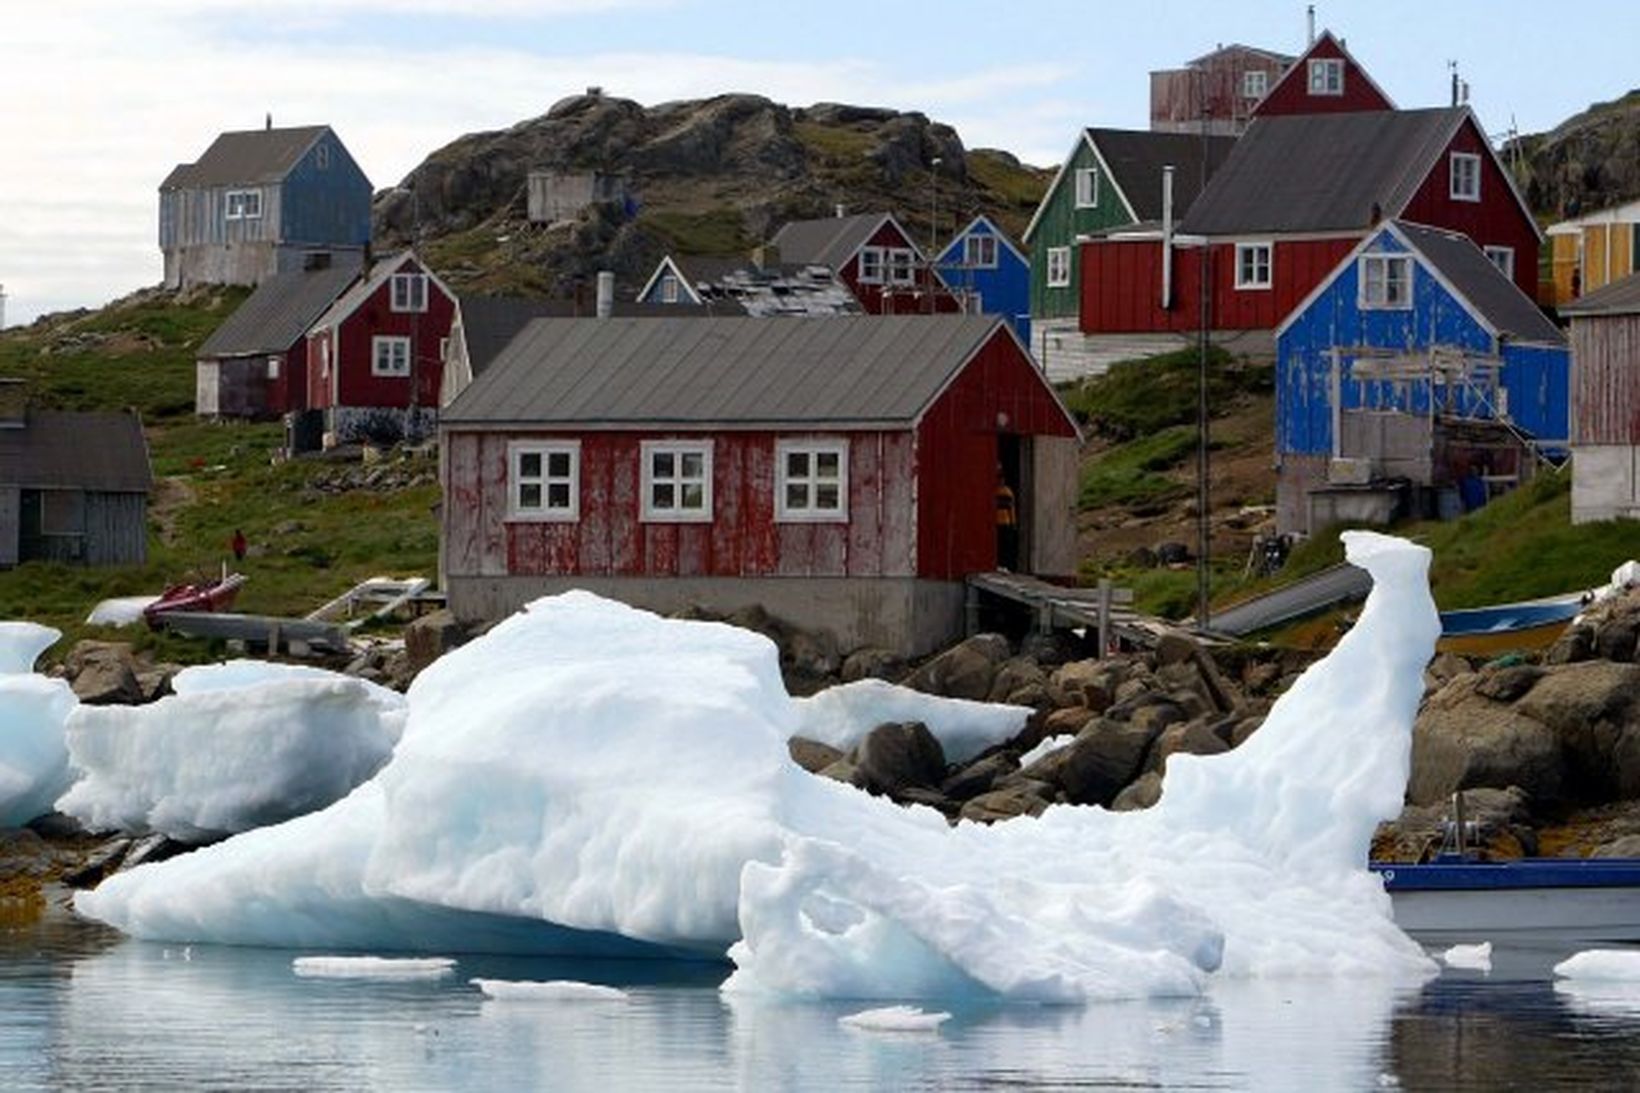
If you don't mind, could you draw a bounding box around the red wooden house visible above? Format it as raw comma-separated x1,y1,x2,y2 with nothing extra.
438,315,1080,655
1251,29,1395,119
770,212,960,315
302,251,456,450
1078,107,1542,358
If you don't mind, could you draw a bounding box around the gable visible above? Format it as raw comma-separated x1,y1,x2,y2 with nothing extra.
1252,31,1395,118
936,216,1027,269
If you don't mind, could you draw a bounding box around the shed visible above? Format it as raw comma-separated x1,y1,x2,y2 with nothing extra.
0,398,152,567
770,212,957,316
1150,43,1295,136
1560,271,1640,523
1274,221,1568,535
934,215,1032,344
439,315,1081,655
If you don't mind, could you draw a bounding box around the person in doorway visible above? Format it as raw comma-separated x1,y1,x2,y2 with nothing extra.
994,468,1018,571
230,528,247,562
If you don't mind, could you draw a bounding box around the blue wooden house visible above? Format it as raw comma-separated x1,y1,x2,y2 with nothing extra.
1273,220,1568,535
934,215,1030,343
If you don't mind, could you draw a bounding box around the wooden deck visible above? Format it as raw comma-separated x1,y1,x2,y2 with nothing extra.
966,572,1171,652
151,611,353,655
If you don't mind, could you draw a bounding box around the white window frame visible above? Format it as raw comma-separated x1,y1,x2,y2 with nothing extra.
1357,254,1413,310
1243,69,1268,100
964,234,998,269
1483,245,1515,280
858,247,884,284
887,247,917,285
775,439,849,523
640,440,713,523
225,189,262,220
391,272,429,313
266,356,281,381
508,440,580,522
1074,167,1099,209
1046,246,1072,288
371,335,410,377
1234,242,1273,290
1449,152,1482,202
1308,58,1344,96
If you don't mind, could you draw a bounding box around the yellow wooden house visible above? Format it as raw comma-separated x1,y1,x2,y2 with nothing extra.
1546,198,1640,307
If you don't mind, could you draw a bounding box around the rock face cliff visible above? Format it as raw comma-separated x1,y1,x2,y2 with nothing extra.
372,92,1049,299
1510,90,1640,218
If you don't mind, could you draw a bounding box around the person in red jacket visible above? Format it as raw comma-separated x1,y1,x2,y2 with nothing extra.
230,528,247,562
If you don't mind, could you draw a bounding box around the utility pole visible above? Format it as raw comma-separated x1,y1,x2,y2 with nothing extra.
1196,71,1212,630
929,156,942,314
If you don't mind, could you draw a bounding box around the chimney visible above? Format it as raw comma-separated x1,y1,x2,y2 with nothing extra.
835,203,847,219
1306,4,1316,46
596,271,615,318
265,112,272,131
1161,166,1175,310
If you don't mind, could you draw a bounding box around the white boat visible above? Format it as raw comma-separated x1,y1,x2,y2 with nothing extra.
1373,857,1640,947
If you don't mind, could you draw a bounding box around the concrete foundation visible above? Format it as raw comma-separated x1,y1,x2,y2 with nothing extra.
1573,446,1640,524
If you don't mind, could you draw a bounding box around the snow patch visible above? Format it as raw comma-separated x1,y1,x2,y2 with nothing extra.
793,678,1028,763
471,978,629,1002
838,1005,951,1032
292,956,455,979
85,597,160,627
1017,732,1074,768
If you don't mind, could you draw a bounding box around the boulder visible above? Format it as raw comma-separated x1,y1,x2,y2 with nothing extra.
940,752,1019,801
1110,771,1163,812
404,609,466,674
1050,658,1118,712
849,721,947,795
783,627,841,686
1021,717,1157,806
902,633,1010,701
1424,652,1475,692
1146,718,1230,775
1153,632,1203,668
1474,664,1543,702
1409,679,1565,806
1594,617,1639,663
1018,630,1084,668
1515,661,1640,798
958,782,1053,823
1543,624,1594,665
839,647,906,683
134,664,180,705
987,656,1047,704
1128,700,1189,737
66,641,142,705
1038,706,1097,739
788,737,844,774
1594,834,1640,858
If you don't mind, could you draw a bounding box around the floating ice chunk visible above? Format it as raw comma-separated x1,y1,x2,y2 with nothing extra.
1440,942,1492,971
1017,732,1074,768
471,978,629,1002
838,1005,951,1032
1554,950,1640,980
292,956,454,979
793,679,1028,763
85,597,161,628
58,661,406,841
0,622,76,827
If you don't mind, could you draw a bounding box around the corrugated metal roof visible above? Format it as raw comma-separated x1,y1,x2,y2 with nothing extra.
161,126,330,190
1087,129,1237,222
442,315,1003,428
0,410,151,492
198,263,361,358
771,213,894,268
1396,222,1565,344
1180,108,1468,235
457,295,721,379
1560,269,1640,317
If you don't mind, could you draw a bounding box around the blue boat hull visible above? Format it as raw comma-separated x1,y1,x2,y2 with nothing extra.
1372,860,1640,946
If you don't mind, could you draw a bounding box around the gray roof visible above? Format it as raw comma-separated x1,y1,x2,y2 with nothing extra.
770,213,899,269
198,263,361,358
1559,270,1640,318
0,410,151,492
1180,108,1469,235
1394,222,1564,345
457,295,721,379
444,315,1009,428
162,126,330,190
1087,129,1237,222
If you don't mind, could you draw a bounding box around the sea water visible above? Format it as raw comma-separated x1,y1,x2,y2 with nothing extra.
5,919,1640,1092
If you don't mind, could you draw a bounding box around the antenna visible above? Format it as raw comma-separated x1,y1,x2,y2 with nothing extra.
1448,60,1459,107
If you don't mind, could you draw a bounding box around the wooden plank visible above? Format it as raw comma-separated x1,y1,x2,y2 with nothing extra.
155,612,351,653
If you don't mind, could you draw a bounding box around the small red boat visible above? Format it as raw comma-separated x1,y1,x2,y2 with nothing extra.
143,571,248,628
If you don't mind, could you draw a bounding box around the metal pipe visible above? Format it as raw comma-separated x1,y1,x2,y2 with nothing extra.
596,271,615,318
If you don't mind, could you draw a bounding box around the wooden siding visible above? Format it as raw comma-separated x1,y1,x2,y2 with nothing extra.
443,429,919,581
1253,35,1392,118
1027,138,1136,320
1400,119,1541,300
838,221,957,315
199,346,307,419
279,132,372,248
0,486,17,567
1150,49,1289,136
935,220,1032,343
915,332,1079,579
1079,236,1357,335
1571,313,1640,445
312,261,456,412
82,493,148,566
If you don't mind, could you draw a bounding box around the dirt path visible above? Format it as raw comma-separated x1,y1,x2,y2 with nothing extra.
150,476,197,548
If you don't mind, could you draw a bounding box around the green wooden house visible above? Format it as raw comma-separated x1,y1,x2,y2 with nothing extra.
1022,128,1234,379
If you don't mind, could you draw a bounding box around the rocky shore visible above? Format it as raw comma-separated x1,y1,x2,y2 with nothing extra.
8,583,1640,927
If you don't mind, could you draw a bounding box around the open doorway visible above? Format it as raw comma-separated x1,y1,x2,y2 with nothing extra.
996,434,1031,572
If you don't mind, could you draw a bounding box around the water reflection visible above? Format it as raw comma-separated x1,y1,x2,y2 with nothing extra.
3,923,1639,1092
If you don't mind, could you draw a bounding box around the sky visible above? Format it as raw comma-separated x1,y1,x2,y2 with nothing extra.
1,1,1633,326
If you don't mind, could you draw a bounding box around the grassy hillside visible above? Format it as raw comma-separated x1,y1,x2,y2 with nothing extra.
0,292,440,660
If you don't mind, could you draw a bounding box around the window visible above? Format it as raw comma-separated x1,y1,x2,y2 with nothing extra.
1235,242,1272,290
1243,69,1268,99
1484,246,1515,280
1308,58,1344,95
371,335,410,377
776,439,848,522
1074,167,1099,208
225,189,262,220
858,247,884,284
509,441,580,520
964,234,998,268
1046,246,1071,288
391,272,428,312
266,356,281,381
660,274,679,303
887,247,916,285
641,440,712,522
1358,254,1413,309
315,143,331,170
1449,153,1482,202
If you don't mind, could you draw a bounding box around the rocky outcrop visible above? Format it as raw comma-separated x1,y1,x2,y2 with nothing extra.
1512,90,1640,219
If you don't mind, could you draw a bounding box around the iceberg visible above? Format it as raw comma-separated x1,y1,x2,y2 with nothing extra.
0,622,76,827
57,660,406,842
77,531,1441,1002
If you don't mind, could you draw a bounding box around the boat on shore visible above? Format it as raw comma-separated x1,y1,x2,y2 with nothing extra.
1436,592,1590,656
142,571,247,628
